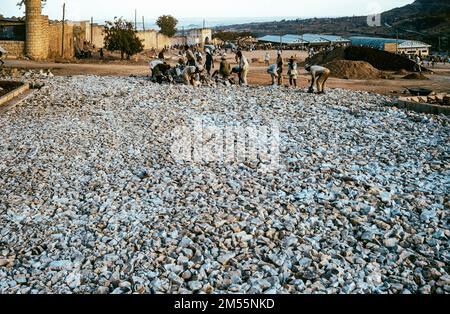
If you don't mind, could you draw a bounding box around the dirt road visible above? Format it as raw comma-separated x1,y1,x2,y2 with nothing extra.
3,50,450,95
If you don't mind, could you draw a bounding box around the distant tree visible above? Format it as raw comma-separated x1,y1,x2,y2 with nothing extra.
103,17,144,60
156,15,178,37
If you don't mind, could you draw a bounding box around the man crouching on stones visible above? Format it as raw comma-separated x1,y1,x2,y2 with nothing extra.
182,65,204,86
305,64,331,94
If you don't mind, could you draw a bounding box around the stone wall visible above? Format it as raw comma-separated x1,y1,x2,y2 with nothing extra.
0,41,25,58
89,28,176,50
137,31,172,50
47,22,75,59
170,36,186,47
41,15,49,58
25,0,48,60
91,25,105,48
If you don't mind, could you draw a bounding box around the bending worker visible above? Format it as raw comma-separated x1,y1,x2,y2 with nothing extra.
305,64,331,94
182,66,198,86
267,63,278,85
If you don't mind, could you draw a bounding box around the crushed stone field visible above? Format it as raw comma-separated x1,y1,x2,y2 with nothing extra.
0,76,449,294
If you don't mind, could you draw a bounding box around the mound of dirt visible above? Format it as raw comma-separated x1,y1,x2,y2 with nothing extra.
402,73,430,80
396,69,409,75
307,47,346,65
323,60,381,80
308,46,427,72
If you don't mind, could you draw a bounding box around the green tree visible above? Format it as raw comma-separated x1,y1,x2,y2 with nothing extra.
17,0,47,8
103,17,144,60
156,15,178,37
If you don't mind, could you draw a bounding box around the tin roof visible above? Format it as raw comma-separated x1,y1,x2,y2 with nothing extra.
349,36,431,49
258,34,350,45
0,17,25,26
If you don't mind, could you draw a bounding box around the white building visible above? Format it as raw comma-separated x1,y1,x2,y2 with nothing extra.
349,36,431,56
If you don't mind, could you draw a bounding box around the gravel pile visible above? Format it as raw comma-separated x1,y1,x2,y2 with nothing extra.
0,76,449,294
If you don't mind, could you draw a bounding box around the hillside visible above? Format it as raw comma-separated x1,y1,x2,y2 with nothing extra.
216,0,450,51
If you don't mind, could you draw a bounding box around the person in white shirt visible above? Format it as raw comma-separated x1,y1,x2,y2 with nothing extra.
415,55,422,73
305,64,331,94
236,51,249,86
264,52,270,66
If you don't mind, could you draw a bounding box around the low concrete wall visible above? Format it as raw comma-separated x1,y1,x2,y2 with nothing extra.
0,41,25,58
397,97,450,116
0,82,29,107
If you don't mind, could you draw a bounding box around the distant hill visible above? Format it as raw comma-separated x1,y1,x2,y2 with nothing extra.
216,0,450,51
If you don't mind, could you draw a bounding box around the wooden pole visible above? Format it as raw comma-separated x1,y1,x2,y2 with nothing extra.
61,3,65,58
91,17,93,44
142,16,145,32
396,31,399,54
135,9,137,31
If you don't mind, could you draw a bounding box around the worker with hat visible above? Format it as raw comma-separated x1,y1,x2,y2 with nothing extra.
287,56,298,87
218,54,231,80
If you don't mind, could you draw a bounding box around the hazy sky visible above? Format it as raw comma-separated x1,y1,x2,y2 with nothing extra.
2,0,414,21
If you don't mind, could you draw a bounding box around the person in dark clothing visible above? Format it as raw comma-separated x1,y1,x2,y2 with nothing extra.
152,63,171,84
212,54,232,83
158,49,165,60
0,49,5,66
185,46,197,67
99,48,104,60
205,48,214,76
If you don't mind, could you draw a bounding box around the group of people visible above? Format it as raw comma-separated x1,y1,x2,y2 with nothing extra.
267,51,299,87
149,46,331,93
266,51,331,93
150,45,250,86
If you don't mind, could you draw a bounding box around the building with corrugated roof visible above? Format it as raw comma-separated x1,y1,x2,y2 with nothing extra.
257,34,350,47
349,36,431,56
